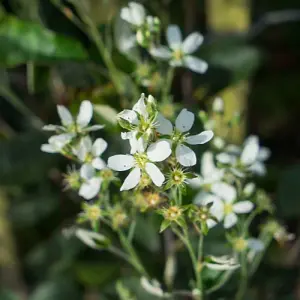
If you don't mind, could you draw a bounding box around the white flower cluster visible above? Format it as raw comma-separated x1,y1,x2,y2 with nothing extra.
120,2,207,74
108,94,213,191
41,101,108,200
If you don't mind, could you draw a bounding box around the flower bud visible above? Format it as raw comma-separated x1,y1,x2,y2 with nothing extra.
212,97,224,113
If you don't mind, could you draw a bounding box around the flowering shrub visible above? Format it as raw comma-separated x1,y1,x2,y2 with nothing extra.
41,2,293,299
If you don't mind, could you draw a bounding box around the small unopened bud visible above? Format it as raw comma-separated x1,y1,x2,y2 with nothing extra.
243,182,255,197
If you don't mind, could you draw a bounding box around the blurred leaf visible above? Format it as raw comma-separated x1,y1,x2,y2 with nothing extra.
0,16,88,67
74,262,119,287
93,104,118,127
116,281,136,300
29,278,81,300
277,163,300,217
0,131,57,185
202,36,262,83
134,215,161,253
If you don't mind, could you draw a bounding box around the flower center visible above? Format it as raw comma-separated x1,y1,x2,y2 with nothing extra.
134,153,148,169
86,206,102,222
171,130,186,144
224,203,233,215
172,169,185,185
100,169,114,179
173,49,184,61
164,206,182,221
234,238,248,252
145,192,161,207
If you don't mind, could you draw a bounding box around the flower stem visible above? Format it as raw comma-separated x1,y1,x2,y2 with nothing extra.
118,229,148,277
235,251,248,300
173,227,202,297
206,269,235,294
162,66,175,101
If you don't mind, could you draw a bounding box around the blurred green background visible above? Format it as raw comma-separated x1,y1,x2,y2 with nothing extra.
0,0,300,299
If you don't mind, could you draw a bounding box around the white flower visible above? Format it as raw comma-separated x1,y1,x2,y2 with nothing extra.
212,97,224,113
156,109,214,166
140,277,168,298
188,151,224,189
42,100,104,134
121,2,146,27
150,25,208,74
216,135,270,176
79,164,102,200
108,140,171,191
118,94,157,154
209,182,254,228
41,133,75,153
213,136,225,149
243,182,256,197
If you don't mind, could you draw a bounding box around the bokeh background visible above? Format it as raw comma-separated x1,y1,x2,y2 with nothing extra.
0,0,300,299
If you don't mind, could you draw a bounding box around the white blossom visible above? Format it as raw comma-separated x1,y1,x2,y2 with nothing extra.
216,135,270,176
74,136,107,172
41,133,75,153
188,151,224,189
79,164,102,200
42,100,104,134
121,2,146,27
108,140,171,191
150,25,207,74
156,109,214,166
205,255,240,271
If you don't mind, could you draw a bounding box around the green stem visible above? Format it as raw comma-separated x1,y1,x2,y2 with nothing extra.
127,220,137,244
197,234,204,296
206,269,235,294
118,230,148,277
235,251,248,300
162,66,175,101
173,227,202,297
27,61,35,95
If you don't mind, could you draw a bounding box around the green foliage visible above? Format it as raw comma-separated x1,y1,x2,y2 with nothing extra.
0,16,88,67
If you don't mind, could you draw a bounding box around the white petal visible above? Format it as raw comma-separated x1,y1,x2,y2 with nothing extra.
145,163,165,187
49,133,74,149
248,162,266,176
182,32,203,54
207,219,218,229
76,100,93,128
149,46,172,60
175,109,195,132
108,155,135,171
257,147,271,161
120,167,141,191
92,158,106,170
120,7,132,23
211,182,236,203
186,130,214,145
133,94,148,118
187,176,202,189
233,201,254,214
247,238,264,252
213,137,225,149
130,135,146,154
194,191,218,206
76,136,92,161
80,163,95,180
226,144,241,155
201,151,217,178
118,109,138,125
209,197,225,222
176,144,196,166
156,113,173,135
41,144,57,153
212,97,224,113
216,153,235,164
241,137,259,165
183,56,208,74
42,124,61,131
128,2,145,26
85,124,105,131
166,25,182,50
79,177,102,200
92,138,107,156
224,213,238,229
57,105,73,127
147,140,172,162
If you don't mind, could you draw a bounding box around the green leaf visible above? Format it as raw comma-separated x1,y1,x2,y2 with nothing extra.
160,219,171,233
74,262,119,287
277,164,300,217
29,278,81,300
0,16,88,66
0,290,21,300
